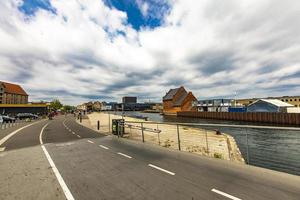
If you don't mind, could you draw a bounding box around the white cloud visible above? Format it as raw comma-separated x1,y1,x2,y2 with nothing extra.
0,0,300,105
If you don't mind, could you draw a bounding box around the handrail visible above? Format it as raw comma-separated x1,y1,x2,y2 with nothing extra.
124,121,300,131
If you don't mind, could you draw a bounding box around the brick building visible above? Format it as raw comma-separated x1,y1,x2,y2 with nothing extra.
163,86,197,115
0,81,28,104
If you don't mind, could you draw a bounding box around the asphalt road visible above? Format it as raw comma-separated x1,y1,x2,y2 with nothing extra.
0,115,299,200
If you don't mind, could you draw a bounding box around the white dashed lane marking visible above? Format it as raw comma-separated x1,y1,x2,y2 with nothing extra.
148,164,175,176
117,152,132,159
77,135,81,138
211,189,242,200
99,145,109,150
87,140,94,144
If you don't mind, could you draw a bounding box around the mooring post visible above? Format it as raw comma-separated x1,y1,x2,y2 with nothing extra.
97,120,100,130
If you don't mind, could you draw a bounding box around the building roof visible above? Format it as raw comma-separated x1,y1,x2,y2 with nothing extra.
174,92,188,106
250,99,294,107
0,81,28,96
163,87,181,100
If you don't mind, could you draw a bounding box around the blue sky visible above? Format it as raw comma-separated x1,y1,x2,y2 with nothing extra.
1,0,300,105
19,0,170,30
18,0,56,15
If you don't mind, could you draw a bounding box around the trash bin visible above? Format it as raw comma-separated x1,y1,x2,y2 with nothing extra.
112,119,124,136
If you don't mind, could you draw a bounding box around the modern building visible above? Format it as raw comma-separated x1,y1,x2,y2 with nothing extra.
163,86,197,115
197,99,233,112
0,81,28,104
122,96,137,104
247,99,297,113
237,96,300,107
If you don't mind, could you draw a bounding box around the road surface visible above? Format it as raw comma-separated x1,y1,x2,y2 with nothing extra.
0,115,299,200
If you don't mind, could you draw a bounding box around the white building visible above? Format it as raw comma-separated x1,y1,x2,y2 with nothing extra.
247,99,300,113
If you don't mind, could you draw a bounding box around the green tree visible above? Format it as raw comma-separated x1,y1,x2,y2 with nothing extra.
50,99,63,111
62,105,75,112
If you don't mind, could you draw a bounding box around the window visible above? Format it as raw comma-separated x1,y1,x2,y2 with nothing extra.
295,99,297,101
286,99,288,102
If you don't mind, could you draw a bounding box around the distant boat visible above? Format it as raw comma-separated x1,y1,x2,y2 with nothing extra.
126,114,148,120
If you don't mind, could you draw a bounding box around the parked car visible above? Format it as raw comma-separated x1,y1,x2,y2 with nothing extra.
16,113,39,120
2,115,16,123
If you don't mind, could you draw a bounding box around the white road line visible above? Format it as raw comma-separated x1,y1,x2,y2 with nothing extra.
0,120,42,146
72,132,75,134
99,145,109,150
39,123,75,200
148,164,175,175
211,189,242,200
0,147,6,152
117,152,132,159
76,135,81,138
87,140,94,144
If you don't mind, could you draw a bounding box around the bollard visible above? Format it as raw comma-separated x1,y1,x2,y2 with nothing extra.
157,124,160,145
97,120,100,130
177,124,181,151
141,122,145,143
80,115,82,123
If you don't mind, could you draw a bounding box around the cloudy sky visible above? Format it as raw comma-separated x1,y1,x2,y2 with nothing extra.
0,0,300,105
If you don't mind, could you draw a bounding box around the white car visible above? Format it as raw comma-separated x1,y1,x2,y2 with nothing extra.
0,116,3,124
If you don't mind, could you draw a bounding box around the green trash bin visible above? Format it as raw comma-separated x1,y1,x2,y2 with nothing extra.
112,119,124,136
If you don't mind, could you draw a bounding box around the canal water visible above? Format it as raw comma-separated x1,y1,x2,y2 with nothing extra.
115,111,300,176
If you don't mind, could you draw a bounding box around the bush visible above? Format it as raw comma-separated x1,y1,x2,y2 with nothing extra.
214,153,223,159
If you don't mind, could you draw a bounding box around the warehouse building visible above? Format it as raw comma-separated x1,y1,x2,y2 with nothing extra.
247,99,300,113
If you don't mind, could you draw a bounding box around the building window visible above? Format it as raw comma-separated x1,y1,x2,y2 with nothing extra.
295,99,297,101
285,99,288,102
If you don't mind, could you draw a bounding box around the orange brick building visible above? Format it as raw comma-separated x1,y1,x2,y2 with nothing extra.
163,86,197,115
0,81,28,104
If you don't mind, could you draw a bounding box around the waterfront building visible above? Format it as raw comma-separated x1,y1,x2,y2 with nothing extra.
197,99,233,112
163,86,197,115
237,96,300,107
247,99,299,113
122,96,137,104
0,81,28,104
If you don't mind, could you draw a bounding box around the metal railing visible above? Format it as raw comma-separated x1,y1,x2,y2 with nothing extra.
79,112,300,176
122,121,300,176
0,118,39,130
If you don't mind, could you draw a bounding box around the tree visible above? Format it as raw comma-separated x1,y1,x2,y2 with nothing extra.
50,99,63,111
62,105,75,112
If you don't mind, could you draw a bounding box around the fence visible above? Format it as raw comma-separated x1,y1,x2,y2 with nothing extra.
79,112,300,176
177,111,300,125
0,119,34,130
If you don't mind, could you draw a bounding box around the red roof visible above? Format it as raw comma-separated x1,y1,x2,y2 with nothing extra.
0,81,28,96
